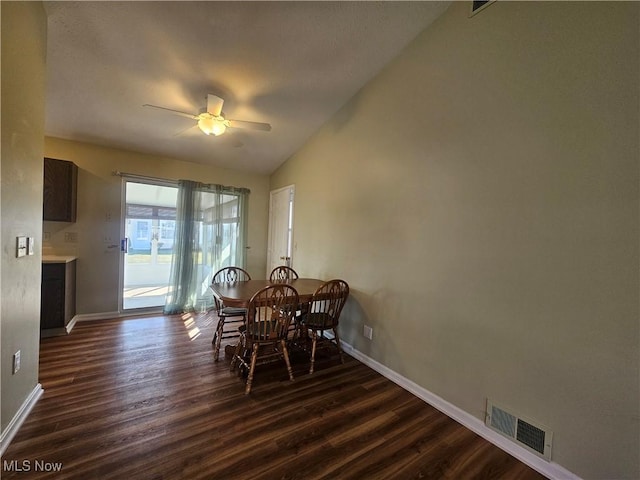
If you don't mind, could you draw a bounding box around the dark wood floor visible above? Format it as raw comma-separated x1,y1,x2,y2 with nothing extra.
3,313,546,479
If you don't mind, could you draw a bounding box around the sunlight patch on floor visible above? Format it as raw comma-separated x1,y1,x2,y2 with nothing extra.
182,313,201,340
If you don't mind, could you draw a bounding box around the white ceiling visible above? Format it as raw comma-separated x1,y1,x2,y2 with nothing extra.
44,1,450,175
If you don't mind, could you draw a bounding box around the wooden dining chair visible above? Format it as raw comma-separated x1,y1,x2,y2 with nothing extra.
269,265,304,338
230,284,299,394
211,266,251,361
297,279,349,374
269,265,299,282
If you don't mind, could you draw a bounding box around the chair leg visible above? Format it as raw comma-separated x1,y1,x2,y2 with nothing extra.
280,339,294,382
229,334,244,372
309,330,318,374
298,320,308,343
289,320,298,342
333,327,345,364
245,344,259,395
213,317,225,361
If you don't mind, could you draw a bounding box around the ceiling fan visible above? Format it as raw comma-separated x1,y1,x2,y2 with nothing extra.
143,94,271,137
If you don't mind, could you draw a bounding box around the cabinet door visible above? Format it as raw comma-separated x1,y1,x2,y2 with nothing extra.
43,157,78,222
41,264,66,329
64,260,77,323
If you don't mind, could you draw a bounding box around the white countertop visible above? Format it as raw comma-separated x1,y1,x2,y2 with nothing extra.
42,255,77,264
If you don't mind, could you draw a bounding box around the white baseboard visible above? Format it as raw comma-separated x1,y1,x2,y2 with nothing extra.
0,383,43,456
339,341,581,480
65,315,78,333
74,309,163,323
40,316,81,338
73,311,121,322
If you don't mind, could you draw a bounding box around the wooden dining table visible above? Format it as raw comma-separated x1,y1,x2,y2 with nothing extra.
210,278,326,308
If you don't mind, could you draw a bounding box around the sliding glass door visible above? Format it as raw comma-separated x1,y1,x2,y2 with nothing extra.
119,176,249,314
121,180,178,311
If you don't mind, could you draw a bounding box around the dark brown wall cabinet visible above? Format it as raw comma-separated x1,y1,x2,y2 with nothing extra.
41,261,76,331
43,157,78,222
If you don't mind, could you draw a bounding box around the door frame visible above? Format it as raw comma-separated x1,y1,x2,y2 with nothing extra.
266,185,295,278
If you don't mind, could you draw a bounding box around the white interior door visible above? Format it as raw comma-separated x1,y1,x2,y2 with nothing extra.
267,185,294,277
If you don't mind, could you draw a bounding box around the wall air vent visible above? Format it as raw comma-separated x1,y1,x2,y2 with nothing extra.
470,0,496,17
486,400,553,461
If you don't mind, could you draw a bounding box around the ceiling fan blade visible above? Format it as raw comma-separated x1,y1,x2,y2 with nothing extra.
226,119,272,132
143,104,198,120
173,124,198,137
207,94,224,117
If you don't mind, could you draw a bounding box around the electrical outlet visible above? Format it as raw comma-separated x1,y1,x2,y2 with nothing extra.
363,325,373,340
64,232,78,243
13,350,21,374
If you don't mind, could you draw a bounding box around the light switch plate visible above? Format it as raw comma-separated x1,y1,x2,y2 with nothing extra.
27,237,35,255
13,350,21,374
16,236,27,257
363,325,373,340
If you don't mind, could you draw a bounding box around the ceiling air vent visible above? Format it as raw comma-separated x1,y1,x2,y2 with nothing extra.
486,399,553,461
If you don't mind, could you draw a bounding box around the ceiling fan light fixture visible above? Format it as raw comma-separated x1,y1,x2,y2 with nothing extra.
211,120,226,136
197,117,214,135
198,116,226,136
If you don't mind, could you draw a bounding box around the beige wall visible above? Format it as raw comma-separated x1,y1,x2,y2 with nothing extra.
270,2,639,479
1,2,47,433
44,137,271,314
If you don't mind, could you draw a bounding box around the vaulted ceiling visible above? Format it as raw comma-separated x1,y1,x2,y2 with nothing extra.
44,1,450,174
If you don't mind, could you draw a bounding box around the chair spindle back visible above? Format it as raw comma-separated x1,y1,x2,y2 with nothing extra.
308,279,349,330
269,266,299,283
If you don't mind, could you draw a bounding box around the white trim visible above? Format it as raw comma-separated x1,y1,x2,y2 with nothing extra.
74,311,121,322
118,176,126,312
74,309,163,323
0,384,43,456
40,315,80,338
65,315,78,333
339,341,581,480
